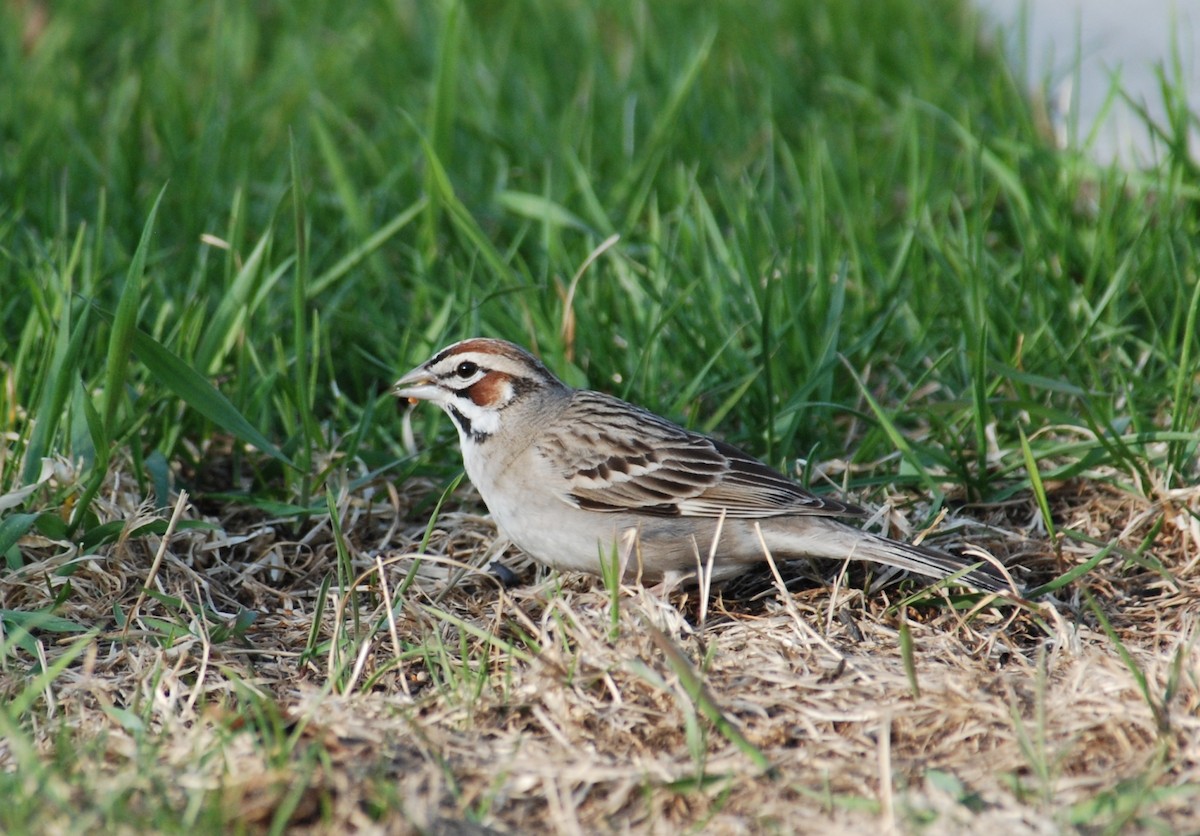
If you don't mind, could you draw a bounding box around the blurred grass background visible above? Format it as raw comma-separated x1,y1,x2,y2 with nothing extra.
6,0,1195,516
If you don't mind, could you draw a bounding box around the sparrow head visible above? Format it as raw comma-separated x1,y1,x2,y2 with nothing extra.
394,338,567,442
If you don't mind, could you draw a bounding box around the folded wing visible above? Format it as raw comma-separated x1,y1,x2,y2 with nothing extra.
536,391,863,519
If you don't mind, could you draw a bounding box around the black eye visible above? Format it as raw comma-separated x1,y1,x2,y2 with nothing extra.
455,361,479,379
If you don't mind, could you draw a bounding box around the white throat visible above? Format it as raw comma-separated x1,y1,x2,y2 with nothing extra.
443,393,505,443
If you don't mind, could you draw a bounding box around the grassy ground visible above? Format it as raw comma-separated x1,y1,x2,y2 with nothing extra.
2,0,1199,832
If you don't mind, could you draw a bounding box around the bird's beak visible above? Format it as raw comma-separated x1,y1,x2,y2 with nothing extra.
392,366,439,404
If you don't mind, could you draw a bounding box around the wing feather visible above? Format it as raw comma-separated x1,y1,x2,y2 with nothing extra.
535,391,863,519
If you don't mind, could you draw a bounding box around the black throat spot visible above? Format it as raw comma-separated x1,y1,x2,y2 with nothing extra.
447,405,491,443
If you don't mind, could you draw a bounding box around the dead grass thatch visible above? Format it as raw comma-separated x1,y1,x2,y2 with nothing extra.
2,454,1198,834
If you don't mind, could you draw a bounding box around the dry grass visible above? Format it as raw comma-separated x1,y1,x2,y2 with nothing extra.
2,456,1199,834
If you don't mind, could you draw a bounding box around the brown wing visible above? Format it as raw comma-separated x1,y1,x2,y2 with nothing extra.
534,391,863,519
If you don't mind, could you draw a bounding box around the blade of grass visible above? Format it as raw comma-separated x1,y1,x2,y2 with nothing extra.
398,472,465,600
194,227,275,375
1084,589,1170,733
21,238,92,486
417,603,537,665
421,0,463,256
898,611,920,698
309,198,428,296
2,627,100,715
1167,262,1200,478
1018,426,1058,542
969,321,992,498
413,122,514,283
1023,538,1116,599
614,27,717,222
70,188,166,531
103,184,166,439
843,358,941,500
289,136,319,511
642,619,774,777
126,326,292,465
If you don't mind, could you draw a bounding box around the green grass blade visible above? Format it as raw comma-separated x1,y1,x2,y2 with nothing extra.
310,198,427,296
1,627,99,716
1023,537,1116,599
413,124,514,283
844,359,940,499
969,321,992,497
1084,590,1169,733
497,191,593,234
643,619,775,777
1168,266,1200,476
21,295,92,486
1018,426,1057,542
898,612,920,698
103,184,166,439
421,0,463,255
130,327,292,466
0,513,40,566
614,27,717,219
194,227,273,375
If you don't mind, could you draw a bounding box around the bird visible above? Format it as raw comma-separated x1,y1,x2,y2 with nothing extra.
393,338,1012,593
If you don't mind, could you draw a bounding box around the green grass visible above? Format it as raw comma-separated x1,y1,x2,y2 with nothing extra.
2,0,1196,492
2,0,1199,831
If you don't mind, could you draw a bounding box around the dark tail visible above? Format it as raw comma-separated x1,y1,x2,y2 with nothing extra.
764,518,1017,594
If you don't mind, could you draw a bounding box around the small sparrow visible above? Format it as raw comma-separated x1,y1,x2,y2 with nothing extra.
394,338,1011,593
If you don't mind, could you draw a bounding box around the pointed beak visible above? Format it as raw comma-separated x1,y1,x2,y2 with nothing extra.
392,366,439,404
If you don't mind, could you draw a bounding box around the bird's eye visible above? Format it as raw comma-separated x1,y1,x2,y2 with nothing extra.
455,361,479,378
